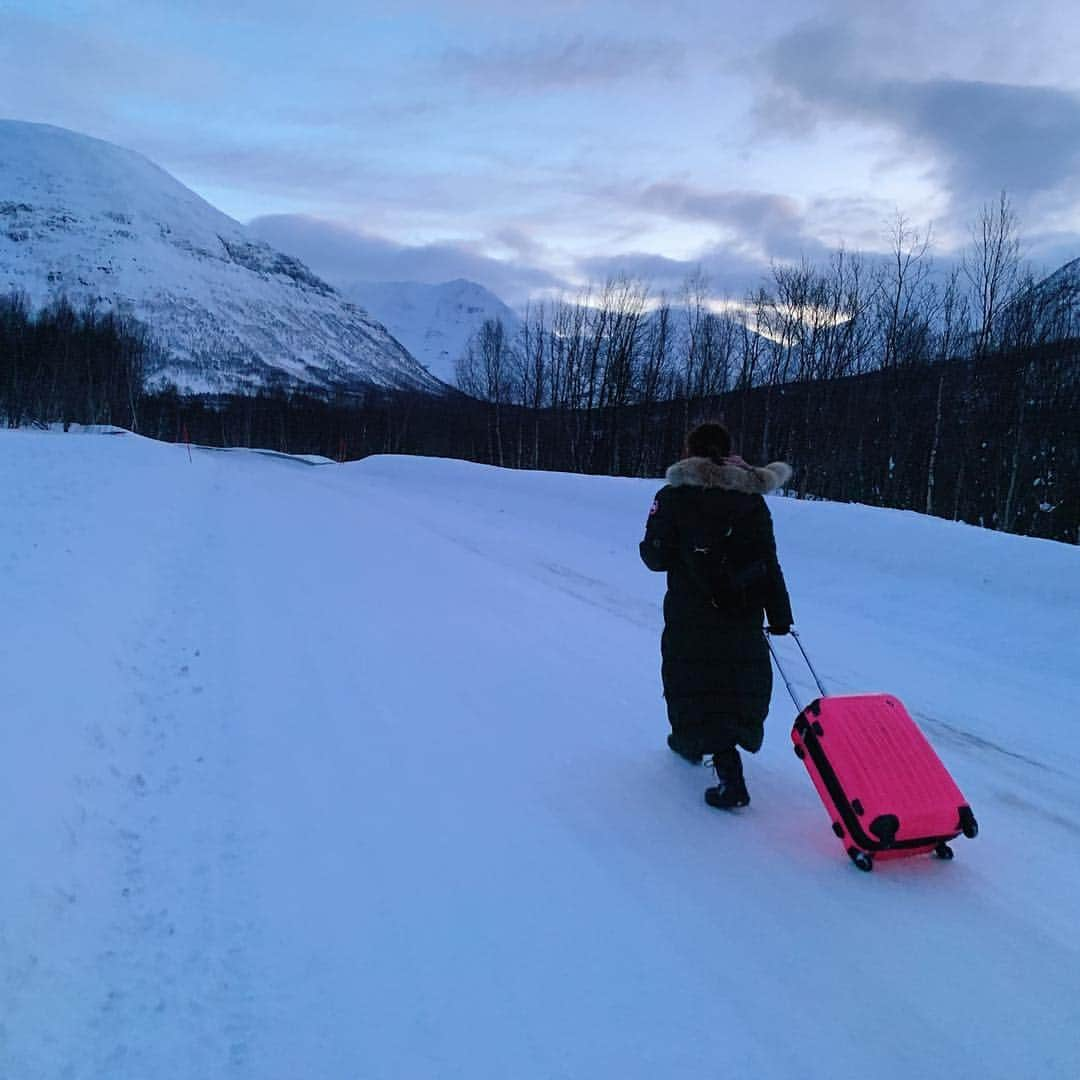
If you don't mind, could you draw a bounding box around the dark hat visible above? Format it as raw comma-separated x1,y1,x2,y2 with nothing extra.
686,421,732,462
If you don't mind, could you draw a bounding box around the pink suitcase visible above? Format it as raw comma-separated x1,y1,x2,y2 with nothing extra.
768,632,978,872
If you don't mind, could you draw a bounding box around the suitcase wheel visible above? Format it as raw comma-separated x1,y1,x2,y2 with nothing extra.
847,848,874,872
959,806,979,839
934,842,955,861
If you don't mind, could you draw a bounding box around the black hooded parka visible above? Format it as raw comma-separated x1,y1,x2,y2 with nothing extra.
640,456,794,756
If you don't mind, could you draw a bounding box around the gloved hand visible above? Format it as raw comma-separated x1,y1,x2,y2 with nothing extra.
767,624,791,636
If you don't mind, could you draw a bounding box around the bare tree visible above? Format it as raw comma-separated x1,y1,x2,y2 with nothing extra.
455,317,513,465
874,214,936,369
925,268,971,515
965,191,1021,357
511,302,550,467
635,296,674,475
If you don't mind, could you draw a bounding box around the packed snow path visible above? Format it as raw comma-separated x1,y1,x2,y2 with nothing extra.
2,430,1078,1079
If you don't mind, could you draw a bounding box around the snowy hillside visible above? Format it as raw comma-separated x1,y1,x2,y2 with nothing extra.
0,121,443,396
1022,256,1080,335
2,429,1078,1079
342,278,521,384
1031,255,1080,295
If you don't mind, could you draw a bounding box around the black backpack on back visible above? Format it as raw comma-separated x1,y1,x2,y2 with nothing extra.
680,493,769,609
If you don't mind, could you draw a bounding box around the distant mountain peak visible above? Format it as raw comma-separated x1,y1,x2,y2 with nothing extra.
340,279,521,384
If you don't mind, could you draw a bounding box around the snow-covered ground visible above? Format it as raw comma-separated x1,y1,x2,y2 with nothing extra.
2,429,1078,1080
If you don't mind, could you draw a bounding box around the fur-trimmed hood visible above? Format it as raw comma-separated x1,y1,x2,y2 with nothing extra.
665,456,792,494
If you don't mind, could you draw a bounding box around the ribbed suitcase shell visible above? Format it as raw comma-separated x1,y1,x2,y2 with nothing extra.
791,693,973,862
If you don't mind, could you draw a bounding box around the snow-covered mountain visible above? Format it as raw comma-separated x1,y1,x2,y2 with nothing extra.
1031,255,1080,293
990,255,1080,341
0,121,443,395
1026,256,1080,325
341,278,521,384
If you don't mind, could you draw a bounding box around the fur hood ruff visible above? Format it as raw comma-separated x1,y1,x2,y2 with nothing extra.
665,457,792,495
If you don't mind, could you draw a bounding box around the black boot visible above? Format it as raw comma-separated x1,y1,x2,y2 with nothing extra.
704,747,750,810
667,731,703,765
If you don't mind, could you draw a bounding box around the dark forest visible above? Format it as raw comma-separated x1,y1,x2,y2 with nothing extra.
3,203,1078,544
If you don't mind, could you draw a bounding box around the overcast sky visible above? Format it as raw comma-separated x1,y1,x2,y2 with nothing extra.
4,0,1080,303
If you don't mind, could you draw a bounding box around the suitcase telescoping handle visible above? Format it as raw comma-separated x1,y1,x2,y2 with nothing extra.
764,628,828,712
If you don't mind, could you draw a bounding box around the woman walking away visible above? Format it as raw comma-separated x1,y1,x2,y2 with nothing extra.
639,422,794,810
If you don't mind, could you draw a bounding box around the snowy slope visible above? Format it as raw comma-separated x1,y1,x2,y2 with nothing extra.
1030,255,1080,297
343,278,521,384
2,430,1078,1079
1020,256,1080,338
0,121,443,395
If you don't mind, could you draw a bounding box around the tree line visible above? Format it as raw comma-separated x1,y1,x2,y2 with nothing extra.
0,293,148,431
125,334,1076,545
452,197,1078,543
1,195,1076,543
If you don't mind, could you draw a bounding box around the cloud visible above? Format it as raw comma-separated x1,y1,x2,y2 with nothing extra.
760,19,1080,209
131,129,514,224
248,214,780,309
575,245,774,299
639,183,829,260
247,214,561,306
871,79,1080,203
491,226,550,263
0,11,222,132
137,138,375,204
443,34,685,92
